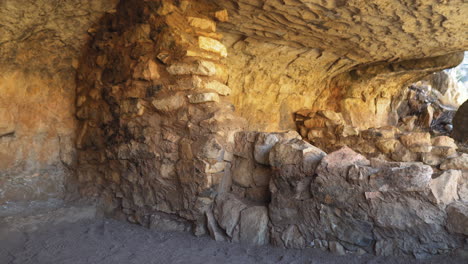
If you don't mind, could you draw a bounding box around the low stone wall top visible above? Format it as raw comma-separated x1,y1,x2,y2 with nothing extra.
210,130,468,258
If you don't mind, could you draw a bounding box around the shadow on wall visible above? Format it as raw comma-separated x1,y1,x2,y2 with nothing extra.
0,0,119,205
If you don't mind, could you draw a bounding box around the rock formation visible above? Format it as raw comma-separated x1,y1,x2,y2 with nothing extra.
212,0,467,130
0,0,467,259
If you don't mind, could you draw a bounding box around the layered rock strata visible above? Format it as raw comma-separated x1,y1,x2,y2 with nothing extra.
211,0,468,131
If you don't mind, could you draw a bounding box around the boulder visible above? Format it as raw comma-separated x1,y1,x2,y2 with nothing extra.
421,152,443,166
390,144,418,162
370,162,432,192
214,194,247,238
375,139,399,154
281,225,306,249
432,136,458,149
199,137,224,160
316,146,369,179
399,132,431,148
239,206,269,246
430,170,461,206
446,202,468,236
440,154,468,171
269,138,326,174
205,210,226,242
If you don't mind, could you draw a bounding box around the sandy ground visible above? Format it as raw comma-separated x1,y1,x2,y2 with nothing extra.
0,217,467,264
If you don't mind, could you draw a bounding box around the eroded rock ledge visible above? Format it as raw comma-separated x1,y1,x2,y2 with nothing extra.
214,0,468,130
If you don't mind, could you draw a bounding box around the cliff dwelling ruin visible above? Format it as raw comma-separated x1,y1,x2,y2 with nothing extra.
1,0,468,263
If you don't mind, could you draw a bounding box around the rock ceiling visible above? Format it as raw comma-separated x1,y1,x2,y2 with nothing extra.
211,0,467,70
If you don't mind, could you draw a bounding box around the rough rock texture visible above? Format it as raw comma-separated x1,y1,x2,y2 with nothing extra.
0,0,118,204
446,202,468,236
75,0,245,229
209,0,468,130
205,131,468,257
268,145,467,258
1,0,467,259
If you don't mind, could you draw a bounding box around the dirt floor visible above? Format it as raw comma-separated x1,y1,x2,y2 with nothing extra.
0,215,467,264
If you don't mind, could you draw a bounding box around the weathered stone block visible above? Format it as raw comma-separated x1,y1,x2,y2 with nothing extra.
198,36,227,57
440,154,468,171
252,165,272,187
206,210,226,242
188,93,219,103
204,80,231,96
269,138,326,175
446,202,468,236
432,136,458,149
399,132,431,148
239,206,269,246
167,60,217,76
421,152,443,166
375,139,399,154
214,194,247,238
317,147,369,178
370,162,432,192
232,157,254,188
133,59,160,82
430,170,461,206
187,17,216,32
152,93,185,113
214,9,229,22
281,225,306,249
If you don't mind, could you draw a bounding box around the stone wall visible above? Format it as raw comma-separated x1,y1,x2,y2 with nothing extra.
211,131,468,258
75,0,244,231
0,0,118,204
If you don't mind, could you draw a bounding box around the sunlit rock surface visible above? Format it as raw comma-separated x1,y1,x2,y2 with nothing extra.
0,0,118,203
211,0,468,130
